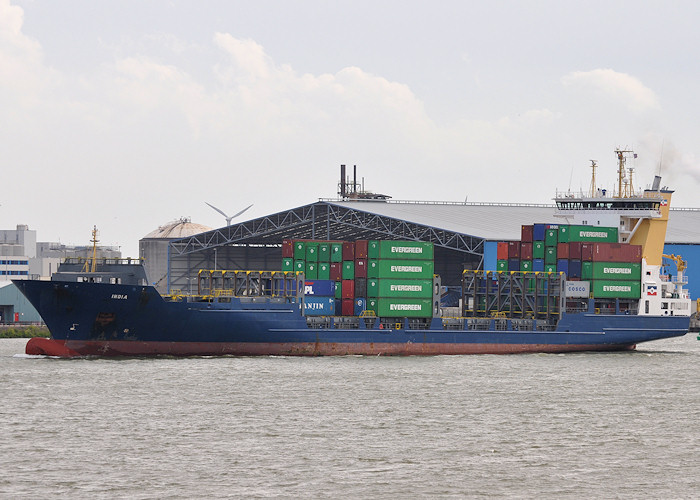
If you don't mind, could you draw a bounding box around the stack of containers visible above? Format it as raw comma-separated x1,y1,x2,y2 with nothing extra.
520,225,533,272
303,280,337,315
366,240,435,318
581,242,642,299
566,225,618,282
341,241,355,315
285,239,343,306
544,225,558,273
495,224,640,299
533,223,546,272
286,239,434,317
354,240,368,315
281,240,294,272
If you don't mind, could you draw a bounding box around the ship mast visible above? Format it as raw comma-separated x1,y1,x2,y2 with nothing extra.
81,226,99,273
627,166,635,197
589,160,598,197
615,148,635,198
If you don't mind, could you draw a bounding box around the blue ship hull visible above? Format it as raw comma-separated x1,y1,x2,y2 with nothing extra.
15,280,690,357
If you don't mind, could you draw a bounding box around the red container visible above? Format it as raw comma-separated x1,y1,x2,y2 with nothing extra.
520,242,533,260
569,241,583,260
342,279,355,299
581,243,594,261
557,242,570,260
521,225,534,243
497,242,509,260
282,240,294,258
355,259,367,278
508,241,521,259
342,298,354,316
621,244,642,262
592,243,642,263
355,240,368,259
342,241,355,261
329,263,342,281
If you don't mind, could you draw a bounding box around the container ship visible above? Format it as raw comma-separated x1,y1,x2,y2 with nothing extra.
15,152,692,357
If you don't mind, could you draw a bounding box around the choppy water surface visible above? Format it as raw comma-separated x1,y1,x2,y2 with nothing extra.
1,336,699,499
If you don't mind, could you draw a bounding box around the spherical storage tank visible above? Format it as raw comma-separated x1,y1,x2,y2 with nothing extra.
139,217,212,292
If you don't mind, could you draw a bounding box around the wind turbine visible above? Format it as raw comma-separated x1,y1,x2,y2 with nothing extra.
205,202,253,226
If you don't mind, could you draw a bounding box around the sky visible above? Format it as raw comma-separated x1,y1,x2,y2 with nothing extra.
2,0,700,258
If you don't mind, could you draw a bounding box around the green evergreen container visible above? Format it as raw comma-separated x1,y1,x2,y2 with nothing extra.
370,260,434,279
367,279,379,298
376,298,433,318
590,262,641,280
545,246,557,264
568,225,618,243
520,260,533,272
342,261,355,280
305,262,318,279
591,280,641,298
368,260,379,278
545,228,558,246
366,298,378,314
374,279,433,298
318,243,330,262
318,263,330,280
335,282,342,299
282,258,294,272
496,260,508,272
330,243,343,262
305,242,319,261
545,264,557,273
368,240,380,259
294,260,305,273
376,241,434,260
533,241,545,259
558,225,570,243
294,241,306,260
582,261,593,280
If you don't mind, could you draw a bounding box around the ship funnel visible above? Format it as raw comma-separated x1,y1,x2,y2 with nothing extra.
651,175,661,191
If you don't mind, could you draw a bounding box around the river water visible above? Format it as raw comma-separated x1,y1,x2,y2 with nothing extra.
1,335,698,499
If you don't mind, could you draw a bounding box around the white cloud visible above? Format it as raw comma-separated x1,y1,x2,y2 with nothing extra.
215,34,271,82
0,0,51,101
561,68,660,112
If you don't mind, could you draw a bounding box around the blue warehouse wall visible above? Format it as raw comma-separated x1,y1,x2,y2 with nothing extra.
663,244,700,301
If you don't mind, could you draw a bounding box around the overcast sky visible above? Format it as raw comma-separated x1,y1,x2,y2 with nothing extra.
2,0,700,257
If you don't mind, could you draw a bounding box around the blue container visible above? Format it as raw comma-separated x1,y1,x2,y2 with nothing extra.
354,298,367,316
303,280,336,296
557,259,569,275
533,223,546,241
533,258,545,272
569,259,582,279
304,297,335,315
508,259,520,272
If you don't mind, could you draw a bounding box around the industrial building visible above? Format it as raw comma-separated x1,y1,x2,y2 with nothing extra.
0,224,121,324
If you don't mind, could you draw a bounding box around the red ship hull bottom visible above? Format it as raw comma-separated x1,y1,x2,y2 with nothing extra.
25,337,636,357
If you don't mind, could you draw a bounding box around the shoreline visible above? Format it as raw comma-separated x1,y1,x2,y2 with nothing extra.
0,325,50,339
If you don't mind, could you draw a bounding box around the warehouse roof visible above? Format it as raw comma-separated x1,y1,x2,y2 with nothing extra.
330,200,700,244
168,197,700,260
